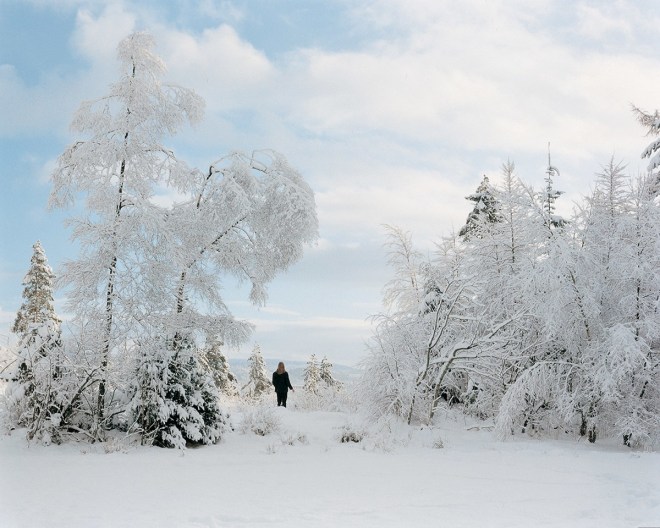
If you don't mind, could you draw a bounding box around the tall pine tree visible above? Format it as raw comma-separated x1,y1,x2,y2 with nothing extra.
7,242,67,443
12,241,60,336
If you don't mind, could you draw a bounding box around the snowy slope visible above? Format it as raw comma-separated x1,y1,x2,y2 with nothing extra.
1,403,658,528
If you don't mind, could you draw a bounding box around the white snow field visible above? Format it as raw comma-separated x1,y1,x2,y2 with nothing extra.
1,403,658,528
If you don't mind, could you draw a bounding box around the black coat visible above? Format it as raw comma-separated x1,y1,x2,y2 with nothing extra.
272,371,293,393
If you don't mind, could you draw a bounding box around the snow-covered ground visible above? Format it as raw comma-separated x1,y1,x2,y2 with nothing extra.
1,401,658,528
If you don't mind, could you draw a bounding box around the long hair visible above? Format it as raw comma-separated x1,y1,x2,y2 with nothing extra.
277,361,286,374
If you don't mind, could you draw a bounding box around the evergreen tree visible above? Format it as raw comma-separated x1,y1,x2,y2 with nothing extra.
200,338,239,397
6,242,67,443
12,241,60,336
319,356,340,389
128,340,168,445
303,354,321,394
458,175,501,240
634,104,660,188
128,336,228,449
540,146,566,229
243,344,270,399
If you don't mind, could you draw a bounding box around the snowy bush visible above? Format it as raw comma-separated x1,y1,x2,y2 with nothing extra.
280,431,308,446
296,383,350,412
364,416,414,452
337,421,367,444
239,405,281,436
432,436,445,449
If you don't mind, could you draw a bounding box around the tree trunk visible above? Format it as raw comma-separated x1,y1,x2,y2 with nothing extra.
97,155,126,427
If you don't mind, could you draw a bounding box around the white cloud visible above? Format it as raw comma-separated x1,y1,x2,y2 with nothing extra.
71,5,137,62
159,24,276,111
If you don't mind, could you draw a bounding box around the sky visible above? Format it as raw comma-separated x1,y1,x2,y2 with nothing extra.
2,0,660,367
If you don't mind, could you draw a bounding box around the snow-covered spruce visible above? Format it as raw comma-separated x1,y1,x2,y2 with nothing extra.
242,344,271,401
5,242,68,444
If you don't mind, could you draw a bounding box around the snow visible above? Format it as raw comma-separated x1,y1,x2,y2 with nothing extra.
1,403,658,528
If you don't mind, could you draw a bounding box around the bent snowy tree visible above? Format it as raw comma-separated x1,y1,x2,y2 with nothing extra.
48,32,318,446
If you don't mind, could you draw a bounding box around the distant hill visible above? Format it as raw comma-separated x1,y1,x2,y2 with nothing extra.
227,358,361,386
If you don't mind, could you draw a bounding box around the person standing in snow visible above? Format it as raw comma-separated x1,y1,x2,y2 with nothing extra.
272,362,294,407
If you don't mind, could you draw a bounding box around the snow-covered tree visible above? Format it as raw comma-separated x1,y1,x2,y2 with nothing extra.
458,175,501,240
243,344,270,399
5,320,68,444
47,32,318,446
634,104,660,187
540,147,566,229
360,125,659,447
158,338,228,448
200,338,239,397
127,335,228,449
495,158,660,447
49,32,204,431
381,225,424,314
12,241,60,336
319,356,340,389
360,222,524,424
6,243,67,443
303,354,321,394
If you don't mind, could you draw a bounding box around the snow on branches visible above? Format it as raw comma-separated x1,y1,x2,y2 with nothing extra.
39,32,318,448
360,157,660,449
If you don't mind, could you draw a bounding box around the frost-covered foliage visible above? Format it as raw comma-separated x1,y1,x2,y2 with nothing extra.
43,32,317,448
126,336,228,449
200,339,239,398
5,244,70,444
381,225,424,313
5,320,68,444
238,404,281,436
360,153,660,448
295,356,346,411
458,175,502,240
242,345,271,400
12,242,60,336
303,354,321,394
319,356,341,389
540,149,566,229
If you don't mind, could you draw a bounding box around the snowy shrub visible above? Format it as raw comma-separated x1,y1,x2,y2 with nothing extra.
280,431,308,446
432,436,445,449
102,436,131,454
337,421,367,443
296,383,349,412
362,416,414,452
239,404,281,436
